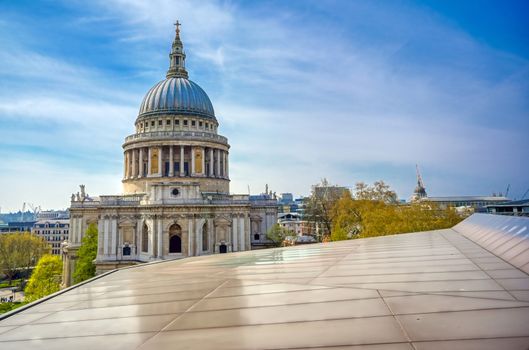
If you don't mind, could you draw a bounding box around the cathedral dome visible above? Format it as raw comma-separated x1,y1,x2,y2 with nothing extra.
138,77,215,119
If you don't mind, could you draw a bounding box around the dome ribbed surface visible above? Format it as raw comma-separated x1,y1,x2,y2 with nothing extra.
139,77,215,119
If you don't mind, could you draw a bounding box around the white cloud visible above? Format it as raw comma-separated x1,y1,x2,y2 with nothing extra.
0,0,527,212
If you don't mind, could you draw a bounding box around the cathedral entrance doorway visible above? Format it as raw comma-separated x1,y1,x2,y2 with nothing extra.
219,244,227,254
169,224,182,253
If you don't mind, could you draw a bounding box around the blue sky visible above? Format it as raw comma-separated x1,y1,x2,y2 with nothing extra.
0,0,528,212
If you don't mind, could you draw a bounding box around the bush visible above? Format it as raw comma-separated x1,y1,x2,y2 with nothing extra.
24,255,62,302
73,223,98,284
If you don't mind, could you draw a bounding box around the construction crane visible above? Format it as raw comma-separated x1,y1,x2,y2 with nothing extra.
26,203,41,216
522,188,529,200
504,184,510,199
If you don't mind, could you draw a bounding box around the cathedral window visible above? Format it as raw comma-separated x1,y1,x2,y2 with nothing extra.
202,223,208,251
199,121,203,127
191,120,196,127
166,120,171,125
175,119,180,125
183,120,188,126
151,121,155,127
158,120,162,126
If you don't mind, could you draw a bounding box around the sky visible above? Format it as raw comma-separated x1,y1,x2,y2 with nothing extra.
0,0,528,212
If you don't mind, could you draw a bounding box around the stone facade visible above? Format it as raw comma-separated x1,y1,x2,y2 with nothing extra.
62,24,277,287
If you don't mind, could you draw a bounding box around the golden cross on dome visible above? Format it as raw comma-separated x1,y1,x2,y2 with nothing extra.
174,20,181,34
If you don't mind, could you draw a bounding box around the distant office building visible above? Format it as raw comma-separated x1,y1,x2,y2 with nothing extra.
279,193,293,204
0,221,36,233
278,212,310,236
278,193,298,214
486,199,529,217
32,220,70,255
37,210,69,220
425,196,509,209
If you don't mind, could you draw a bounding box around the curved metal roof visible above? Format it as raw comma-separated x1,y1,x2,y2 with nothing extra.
138,77,215,119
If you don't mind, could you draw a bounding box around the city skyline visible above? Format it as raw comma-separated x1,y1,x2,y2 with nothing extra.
1,0,528,212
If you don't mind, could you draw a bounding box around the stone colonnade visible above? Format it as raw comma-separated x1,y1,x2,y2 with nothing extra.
94,213,251,262
123,145,228,180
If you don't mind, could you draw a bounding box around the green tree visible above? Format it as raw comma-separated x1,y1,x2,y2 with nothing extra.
304,178,349,241
0,232,50,283
73,223,98,284
266,224,292,247
331,191,359,241
329,181,463,241
24,255,62,302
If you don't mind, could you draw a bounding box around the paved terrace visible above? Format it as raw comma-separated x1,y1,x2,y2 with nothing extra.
0,214,529,349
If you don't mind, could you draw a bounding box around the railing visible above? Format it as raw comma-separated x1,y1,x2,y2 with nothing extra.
100,194,145,206
70,194,277,208
123,131,228,145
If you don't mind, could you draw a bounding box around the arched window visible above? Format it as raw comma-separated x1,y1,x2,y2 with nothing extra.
254,233,260,241
169,224,182,253
202,222,208,251
141,223,149,253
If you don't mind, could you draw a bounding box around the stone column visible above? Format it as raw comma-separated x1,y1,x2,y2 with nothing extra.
136,220,142,256
245,214,251,250
226,152,229,179
138,148,143,178
111,217,117,258
69,217,76,244
123,153,127,179
188,219,193,256
131,149,134,178
180,146,185,176
222,151,227,177
209,148,214,177
188,217,195,256
103,217,109,256
169,146,174,177
239,216,245,251
157,218,163,258
147,148,152,177
208,218,214,252
77,217,82,243
201,147,205,176
191,146,196,176
232,215,238,252
158,147,163,176
149,220,154,257
195,219,201,256
216,149,221,177
97,219,104,257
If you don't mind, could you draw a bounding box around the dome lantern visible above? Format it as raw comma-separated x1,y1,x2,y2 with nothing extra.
166,20,188,79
